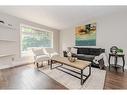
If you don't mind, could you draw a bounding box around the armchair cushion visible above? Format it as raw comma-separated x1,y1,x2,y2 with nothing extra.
50,52,59,57
45,48,55,53
32,48,46,56
36,55,50,63
45,48,59,58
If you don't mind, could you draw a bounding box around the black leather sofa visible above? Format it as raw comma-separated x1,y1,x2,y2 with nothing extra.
63,47,105,68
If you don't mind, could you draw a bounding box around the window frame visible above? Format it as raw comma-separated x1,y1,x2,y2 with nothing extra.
20,24,53,54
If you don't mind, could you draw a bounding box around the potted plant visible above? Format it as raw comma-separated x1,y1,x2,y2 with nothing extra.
117,48,123,54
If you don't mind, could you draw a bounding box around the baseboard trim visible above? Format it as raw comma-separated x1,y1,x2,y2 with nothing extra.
0,62,34,70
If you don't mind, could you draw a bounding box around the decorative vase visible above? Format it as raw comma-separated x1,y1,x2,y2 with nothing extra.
68,57,76,62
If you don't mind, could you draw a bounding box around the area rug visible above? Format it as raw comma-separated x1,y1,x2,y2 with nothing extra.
39,64,106,89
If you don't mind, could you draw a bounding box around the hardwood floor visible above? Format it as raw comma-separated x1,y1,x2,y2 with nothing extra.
0,64,127,89
104,67,127,89
0,64,67,89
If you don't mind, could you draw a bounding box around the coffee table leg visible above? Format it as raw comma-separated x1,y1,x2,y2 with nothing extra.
81,69,83,85
81,65,91,85
50,60,53,70
89,65,91,76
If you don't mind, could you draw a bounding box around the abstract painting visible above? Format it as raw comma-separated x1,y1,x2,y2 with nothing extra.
75,23,96,46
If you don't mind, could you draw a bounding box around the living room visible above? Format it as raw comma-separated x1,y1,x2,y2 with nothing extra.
0,3,127,95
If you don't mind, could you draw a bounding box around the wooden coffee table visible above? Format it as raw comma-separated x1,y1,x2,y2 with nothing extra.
50,56,91,85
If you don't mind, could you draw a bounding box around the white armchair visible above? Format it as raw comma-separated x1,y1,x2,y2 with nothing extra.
32,48,50,68
45,48,59,59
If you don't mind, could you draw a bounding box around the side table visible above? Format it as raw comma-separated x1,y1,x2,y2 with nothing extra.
108,53,125,72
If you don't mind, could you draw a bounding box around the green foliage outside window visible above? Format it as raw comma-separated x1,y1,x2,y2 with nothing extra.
21,26,52,51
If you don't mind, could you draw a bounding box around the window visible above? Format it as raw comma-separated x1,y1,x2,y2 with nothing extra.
21,25,53,52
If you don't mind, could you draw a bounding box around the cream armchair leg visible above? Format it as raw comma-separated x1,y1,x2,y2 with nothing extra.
35,55,50,68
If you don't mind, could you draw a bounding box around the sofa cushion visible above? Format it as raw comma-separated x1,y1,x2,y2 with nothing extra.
77,48,101,56
77,48,90,55
77,54,95,61
89,48,101,56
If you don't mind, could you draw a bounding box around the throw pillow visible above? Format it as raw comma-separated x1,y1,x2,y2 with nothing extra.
71,48,77,54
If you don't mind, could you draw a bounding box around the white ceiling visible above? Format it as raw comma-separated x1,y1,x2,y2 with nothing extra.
0,6,126,30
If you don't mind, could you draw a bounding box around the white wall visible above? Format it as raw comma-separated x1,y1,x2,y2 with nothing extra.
0,12,60,69
60,11,127,69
